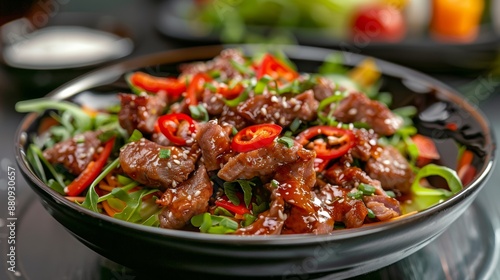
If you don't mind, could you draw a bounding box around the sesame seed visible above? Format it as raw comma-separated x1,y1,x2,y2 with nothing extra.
273,112,280,119
261,107,267,115
172,181,177,188
173,159,181,165
167,162,172,168
293,104,301,112
271,96,279,103
194,190,201,197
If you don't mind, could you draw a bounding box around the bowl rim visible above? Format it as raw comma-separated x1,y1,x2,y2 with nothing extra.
14,44,497,245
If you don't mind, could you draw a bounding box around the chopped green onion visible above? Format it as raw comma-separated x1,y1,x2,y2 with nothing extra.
385,190,396,198
367,208,376,219
223,87,249,107
271,179,279,188
254,75,274,95
277,136,295,148
189,104,209,122
358,183,376,196
159,149,171,159
230,59,253,75
347,190,363,200
290,118,301,132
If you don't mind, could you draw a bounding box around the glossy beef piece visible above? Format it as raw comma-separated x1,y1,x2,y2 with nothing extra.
43,131,102,175
179,49,249,80
333,92,402,136
237,90,318,126
324,163,381,190
363,195,401,221
218,105,252,130
365,145,414,193
351,128,380,161
118,92,167,135
315,183,368,229
312,76,337,101
235,186,285,235
196,120,231,171
217,142,302,182
157,165,213,229
119,138,200,189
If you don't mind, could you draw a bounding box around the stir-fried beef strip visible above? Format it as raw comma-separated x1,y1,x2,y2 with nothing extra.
235,185,286,235
314,182,369,229
118,92,167,135
179,49,249,80
237,90,318,126
363,195,401,221
351,128,380,161
333,92,402,136
119,138,200,189
195,120,231,171
43,131,102,175
217,142,302,182
157,165,213,229
365,145,414,193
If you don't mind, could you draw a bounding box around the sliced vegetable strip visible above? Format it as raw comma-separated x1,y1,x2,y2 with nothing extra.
65,137,115,196
130,72,186,98
232,124,282,153
296,126,354,159
157,113,196,145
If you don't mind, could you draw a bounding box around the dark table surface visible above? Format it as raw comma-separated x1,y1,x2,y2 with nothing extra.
1,1,500,279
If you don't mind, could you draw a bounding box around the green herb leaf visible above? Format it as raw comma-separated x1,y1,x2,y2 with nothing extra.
254,75,274,95
223,182,240,206
237,179,255,208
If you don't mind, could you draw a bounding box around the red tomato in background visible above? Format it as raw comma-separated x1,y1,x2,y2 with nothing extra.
351,5,406,43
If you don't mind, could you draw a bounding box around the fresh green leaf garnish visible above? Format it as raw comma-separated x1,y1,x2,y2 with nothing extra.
16,99,93,132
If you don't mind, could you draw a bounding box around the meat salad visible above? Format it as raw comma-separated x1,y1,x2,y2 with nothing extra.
17,49,471,235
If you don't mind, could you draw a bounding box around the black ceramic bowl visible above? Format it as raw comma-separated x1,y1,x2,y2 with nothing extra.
15,45,495,279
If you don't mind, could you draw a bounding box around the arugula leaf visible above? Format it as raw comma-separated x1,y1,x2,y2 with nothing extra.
80,158,121,212
113,188,158,222
191,213,238,234
16,99,93,132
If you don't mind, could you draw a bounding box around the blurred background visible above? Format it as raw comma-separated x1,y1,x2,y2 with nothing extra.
1,0,500,279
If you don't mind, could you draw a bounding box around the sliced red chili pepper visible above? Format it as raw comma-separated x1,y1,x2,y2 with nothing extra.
157,113,196,145
256,54,299,82
217,82,244,100
411,134,440,167
65,137,115,196
232,124,282,153
296,126,354,160
130,72,186,99
215,195,250,215
185,72,212,106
